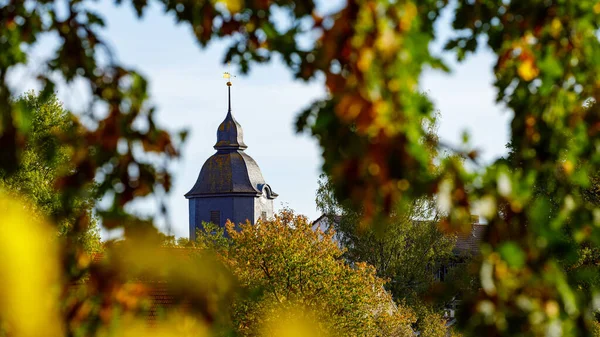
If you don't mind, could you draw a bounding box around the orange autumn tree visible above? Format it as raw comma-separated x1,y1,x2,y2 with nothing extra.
199,210,415,336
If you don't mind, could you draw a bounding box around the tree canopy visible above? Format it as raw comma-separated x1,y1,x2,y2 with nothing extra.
208,210,416,336
0,92,100,253
316,176,456,305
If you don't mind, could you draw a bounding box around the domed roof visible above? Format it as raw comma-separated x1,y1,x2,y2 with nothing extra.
214,110,247,151
185,151,276,197
185,84,277,199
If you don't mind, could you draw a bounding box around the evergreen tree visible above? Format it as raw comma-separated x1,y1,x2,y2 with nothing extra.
0,92,100,253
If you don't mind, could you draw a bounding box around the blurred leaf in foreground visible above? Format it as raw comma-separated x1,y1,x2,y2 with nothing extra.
0,192,63,337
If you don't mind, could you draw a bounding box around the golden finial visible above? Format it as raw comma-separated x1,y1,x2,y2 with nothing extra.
223,62,236,87
224,63,236,111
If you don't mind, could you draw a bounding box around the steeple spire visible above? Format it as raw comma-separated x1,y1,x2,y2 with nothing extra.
185,72,277,241
228,83,231,112
215,71,247,151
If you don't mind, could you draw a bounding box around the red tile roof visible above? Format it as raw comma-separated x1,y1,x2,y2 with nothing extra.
147,282,176,322
83,248,201,324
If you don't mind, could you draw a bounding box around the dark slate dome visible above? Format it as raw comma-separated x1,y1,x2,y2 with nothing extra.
185,87,277,199
185,151,270,196
214,110,247,151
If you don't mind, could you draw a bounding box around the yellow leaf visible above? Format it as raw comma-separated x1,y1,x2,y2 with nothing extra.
375,25,399,55
550,18,562,38
357,48,374,72
562,160,574,175
545,300,560,318
400,2,417,31
0,193,62,337
518,59,539,81
222,0,242,13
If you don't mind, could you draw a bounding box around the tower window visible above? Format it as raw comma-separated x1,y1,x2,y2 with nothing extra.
210,211,221,226
261,212,267,221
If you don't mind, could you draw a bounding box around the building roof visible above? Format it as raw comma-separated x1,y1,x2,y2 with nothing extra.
185,150,277,198
454,224,486,255
185,86,276,199
214,109,247,151
88,250,191,324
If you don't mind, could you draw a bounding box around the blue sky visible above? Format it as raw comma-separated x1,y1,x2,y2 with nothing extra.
12,2,510,238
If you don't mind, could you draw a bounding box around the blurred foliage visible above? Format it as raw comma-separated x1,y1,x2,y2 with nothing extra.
0,0,182,288
444,1,600,332
503,141,600,294
0,193,63,337
1,0,600,336
0,92,100,254
64,224,238,336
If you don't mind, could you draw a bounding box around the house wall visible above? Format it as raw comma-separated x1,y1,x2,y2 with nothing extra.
311,216,344,247
253,193,274,222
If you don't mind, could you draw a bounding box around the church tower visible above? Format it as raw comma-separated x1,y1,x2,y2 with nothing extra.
185,78,277,241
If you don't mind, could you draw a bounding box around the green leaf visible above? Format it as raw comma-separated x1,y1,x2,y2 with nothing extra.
498,241,526,269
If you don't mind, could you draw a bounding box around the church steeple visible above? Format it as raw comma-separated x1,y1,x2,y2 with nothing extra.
214,73,247,151
186,73,277,241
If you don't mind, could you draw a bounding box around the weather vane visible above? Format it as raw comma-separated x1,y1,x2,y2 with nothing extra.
223,62,236,87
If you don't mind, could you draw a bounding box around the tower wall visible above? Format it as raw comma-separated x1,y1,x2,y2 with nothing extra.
188,196,255,241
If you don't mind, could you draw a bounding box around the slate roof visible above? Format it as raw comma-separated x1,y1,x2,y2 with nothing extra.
185,90,277,199
454,224,486,255
185,150,275,197
214,109,247,151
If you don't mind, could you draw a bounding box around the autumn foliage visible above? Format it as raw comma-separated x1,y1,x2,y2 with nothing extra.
203,210,416,336
2,0,600,336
